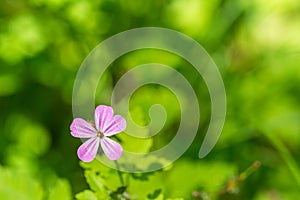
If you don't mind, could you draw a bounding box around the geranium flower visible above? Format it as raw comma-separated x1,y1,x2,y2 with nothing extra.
70,105,126,162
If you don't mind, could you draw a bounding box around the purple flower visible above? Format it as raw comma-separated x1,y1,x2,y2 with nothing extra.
70,105,126,162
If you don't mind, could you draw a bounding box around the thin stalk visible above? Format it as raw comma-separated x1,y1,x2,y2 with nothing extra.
114,160,125,186
265,133,300,187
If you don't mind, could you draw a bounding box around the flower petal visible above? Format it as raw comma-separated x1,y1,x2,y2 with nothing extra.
94,105,114,132
77,137,100,162
100,137,123,160
70,118,97,138
103,115,126,136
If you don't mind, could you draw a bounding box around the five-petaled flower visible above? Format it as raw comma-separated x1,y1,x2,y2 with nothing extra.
70,105,126,162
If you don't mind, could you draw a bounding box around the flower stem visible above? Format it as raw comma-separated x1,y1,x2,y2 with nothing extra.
114,160,125,186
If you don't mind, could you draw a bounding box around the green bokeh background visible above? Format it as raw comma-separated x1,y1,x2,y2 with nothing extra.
1,0,300,199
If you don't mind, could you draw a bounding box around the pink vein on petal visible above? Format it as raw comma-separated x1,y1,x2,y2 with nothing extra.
103,115,126,136
100,137,123,160
77,137,100,162
95,105,114,132
70,118,97,138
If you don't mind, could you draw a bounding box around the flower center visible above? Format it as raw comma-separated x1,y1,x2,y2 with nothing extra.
97,131,104,138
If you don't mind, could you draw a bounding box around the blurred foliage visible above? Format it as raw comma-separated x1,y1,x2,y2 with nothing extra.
1,0,300,199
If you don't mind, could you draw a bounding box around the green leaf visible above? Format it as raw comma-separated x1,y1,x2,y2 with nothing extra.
147,188,162,199
75,190,98,200
95,191,110,200
127,170,165,199
115,186,127,194
164,159,236,198
75,189,110,200
0,166,44,200
47,179,72,200
118,133,153,153
80,160,122,192
84,170,105,192
131,172,156,181
5,114,51,158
